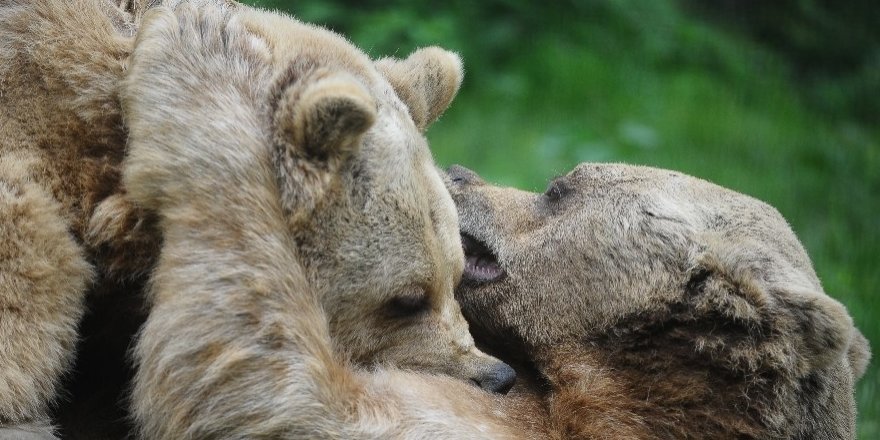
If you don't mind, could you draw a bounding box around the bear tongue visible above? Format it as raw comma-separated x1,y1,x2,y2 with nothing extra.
460,233,505,283
464,255,505,283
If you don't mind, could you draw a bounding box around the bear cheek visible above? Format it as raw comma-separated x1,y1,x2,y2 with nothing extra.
456,292,511,346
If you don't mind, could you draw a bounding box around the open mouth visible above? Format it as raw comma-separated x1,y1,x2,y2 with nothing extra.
460,233,505,284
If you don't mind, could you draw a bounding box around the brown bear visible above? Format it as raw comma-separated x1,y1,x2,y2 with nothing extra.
118,5,539,438
448,163,871,439
0,1,512,438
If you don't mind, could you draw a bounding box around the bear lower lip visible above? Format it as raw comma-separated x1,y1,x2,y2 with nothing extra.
461,233,505,284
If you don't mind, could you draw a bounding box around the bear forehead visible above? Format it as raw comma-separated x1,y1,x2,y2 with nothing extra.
239,10,413,118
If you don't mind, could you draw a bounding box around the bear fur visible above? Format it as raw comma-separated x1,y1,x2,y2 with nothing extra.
448,163,871,439
0,1,512,437
3,1,867,438
119,4,528,438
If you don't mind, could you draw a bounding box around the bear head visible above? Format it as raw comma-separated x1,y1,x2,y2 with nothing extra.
121,4,515,393
447,163,869,436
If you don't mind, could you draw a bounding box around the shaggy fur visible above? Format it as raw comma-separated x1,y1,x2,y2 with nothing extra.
0,1,131,435
122,9,869,437
0,0,513,437
448,163,871,439
121,5,871,439
120,4,535,439
4,1,866,438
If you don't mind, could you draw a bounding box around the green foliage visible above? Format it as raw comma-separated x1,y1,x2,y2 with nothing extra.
245,0,879,436
685,0,880,122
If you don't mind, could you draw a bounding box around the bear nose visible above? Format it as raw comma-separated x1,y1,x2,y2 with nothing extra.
472,360,517,394
446,164,483,185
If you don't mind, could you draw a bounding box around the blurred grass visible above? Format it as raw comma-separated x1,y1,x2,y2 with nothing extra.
247,0,879,436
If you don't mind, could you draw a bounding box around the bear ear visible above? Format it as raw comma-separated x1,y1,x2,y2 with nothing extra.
847,329,871,380
273,71,376,161
686,241,854,378
272,71,376,223
376,47,463,131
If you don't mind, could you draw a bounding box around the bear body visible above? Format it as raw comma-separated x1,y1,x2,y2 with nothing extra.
0,1,137,435
0,1,512,437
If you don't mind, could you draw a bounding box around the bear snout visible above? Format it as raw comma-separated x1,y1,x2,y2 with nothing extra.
471,360,517,394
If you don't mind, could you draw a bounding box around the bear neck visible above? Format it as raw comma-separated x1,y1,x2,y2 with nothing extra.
533,334,773,439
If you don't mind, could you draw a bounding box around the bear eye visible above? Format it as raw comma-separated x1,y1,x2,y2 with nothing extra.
544,178,569,202
385,289,430,318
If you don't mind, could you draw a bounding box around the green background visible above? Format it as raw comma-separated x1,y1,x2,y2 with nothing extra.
244,0,878,436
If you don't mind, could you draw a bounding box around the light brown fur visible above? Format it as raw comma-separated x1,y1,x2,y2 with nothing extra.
0,1,133,435
448,163,871,439
94,4,871,438
120,4,535,439
5,1,866,438
131,7,870,437
0,0,512,437
124,9,871,438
